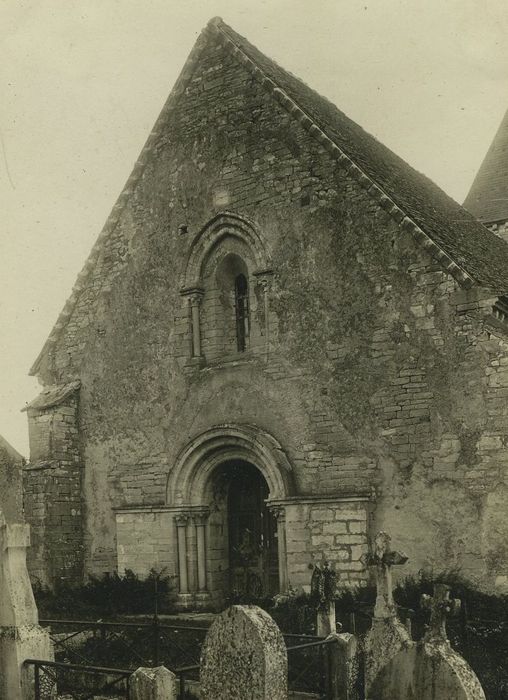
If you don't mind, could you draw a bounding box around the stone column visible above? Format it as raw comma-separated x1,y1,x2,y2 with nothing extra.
273,507,288,593
254,270,273,360
189,290,204,359
194,513,208,592
175,514,189,595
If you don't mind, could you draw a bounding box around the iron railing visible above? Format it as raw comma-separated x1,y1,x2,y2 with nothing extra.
24,658,132,700
286,636,336,698
37,620,349,699
40,618,208,670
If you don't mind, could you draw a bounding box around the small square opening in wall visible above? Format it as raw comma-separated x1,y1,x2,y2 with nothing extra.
301,193,311,207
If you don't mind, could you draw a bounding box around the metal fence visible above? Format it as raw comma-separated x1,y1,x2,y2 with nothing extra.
286,635,334,698
38,618,338,698
24,658,131,700
40,618,208,670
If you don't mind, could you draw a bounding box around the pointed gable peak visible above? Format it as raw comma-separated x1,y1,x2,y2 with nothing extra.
464,109,508,225
30,18,508,378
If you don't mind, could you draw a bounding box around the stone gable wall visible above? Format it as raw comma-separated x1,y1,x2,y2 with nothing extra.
28,35,508,590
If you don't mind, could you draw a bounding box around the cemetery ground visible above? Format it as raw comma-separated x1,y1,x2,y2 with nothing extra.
1,504,503,700
31,564,508,699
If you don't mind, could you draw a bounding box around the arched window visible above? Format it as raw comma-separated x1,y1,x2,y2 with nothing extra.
234,273,249,352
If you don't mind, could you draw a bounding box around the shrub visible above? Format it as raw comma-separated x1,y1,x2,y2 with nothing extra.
33,568,177,619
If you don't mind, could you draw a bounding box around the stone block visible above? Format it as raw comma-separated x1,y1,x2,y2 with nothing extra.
334,510,365,522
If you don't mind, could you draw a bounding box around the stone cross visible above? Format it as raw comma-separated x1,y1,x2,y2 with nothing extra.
421,583,461,644
367,531,408,619
0,509,54,699
200,605,288,699
369,581,485,700
311,561,339,637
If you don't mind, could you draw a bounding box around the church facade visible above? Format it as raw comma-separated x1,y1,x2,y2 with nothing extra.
23,18,508,603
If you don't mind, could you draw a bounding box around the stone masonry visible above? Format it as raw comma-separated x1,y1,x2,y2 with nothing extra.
24,18,508,596
23,382,83,586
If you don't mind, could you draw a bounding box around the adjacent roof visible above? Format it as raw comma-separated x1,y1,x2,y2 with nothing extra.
31,18,508,376
22,380,81,412
463,109,508,224
0,434,23,463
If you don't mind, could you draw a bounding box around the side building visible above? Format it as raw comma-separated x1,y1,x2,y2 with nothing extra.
23,18,508,603
464,108,508,242
0,433,24,523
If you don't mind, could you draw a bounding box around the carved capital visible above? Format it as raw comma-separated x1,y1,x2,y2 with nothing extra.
174,512,191,527
254,269,274,293
180,287,204,307
270,505,286,523
192,510,209,526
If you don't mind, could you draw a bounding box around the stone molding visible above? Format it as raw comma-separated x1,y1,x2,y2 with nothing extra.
180,211,272,291
166,423,294,505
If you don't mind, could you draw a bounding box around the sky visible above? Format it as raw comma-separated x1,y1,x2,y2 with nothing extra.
2,0,508,456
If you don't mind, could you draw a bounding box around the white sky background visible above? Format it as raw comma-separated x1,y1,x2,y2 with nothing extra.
1,0,508,456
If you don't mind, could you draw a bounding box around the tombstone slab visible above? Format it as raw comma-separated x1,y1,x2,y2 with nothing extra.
368,583,485,700
130,666,177,700
326,632,359,700
200,604,288,700
370,641,485,700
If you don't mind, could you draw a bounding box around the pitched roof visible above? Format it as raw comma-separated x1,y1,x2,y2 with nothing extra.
22,380,81,412
30,18,508,376
213,19,508,292
0,434,23,463
463,109,508,224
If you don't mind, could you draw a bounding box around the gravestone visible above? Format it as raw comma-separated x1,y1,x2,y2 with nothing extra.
130,666,177,700
326,631,359,700
200,604,287,700
370,583,486,700
0,509,54,699
364,532,410,696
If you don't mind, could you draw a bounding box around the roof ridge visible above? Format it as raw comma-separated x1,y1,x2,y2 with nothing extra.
211,18,475,289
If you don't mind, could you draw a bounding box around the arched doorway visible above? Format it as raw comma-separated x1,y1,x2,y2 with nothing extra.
221,460,279,598
166,424,294,606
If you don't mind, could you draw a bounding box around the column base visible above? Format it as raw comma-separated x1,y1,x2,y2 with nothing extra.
194,592,212,610
184,356,206,370
175,593,194,610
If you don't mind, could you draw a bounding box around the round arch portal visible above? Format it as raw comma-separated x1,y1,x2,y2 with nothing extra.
166,424,294,506
166,424,293,605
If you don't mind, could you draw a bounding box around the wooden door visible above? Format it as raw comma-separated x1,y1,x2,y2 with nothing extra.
227,461,279,598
